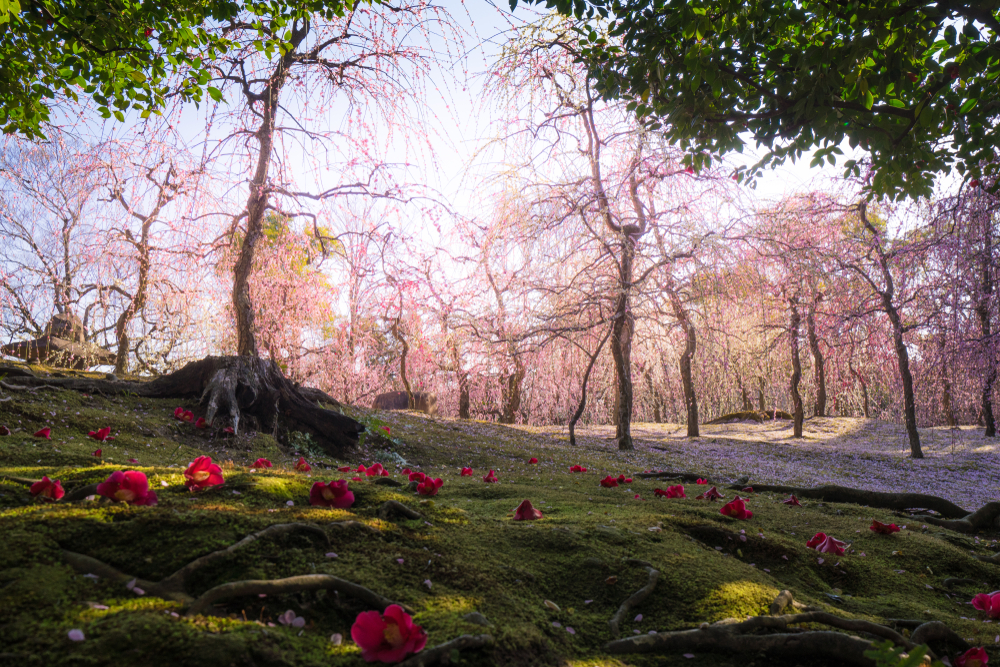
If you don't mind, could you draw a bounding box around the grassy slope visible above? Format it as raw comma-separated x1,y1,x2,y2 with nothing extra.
0,374,998,666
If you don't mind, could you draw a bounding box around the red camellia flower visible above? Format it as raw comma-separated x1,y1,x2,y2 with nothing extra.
401,468,411,475
365,463,387,477
97,470,158,505
352,476,363,481
955,646,989,667
971,179,981,188
408,471,427,483
972,591,1000,618
195,417,209,429
483,470,498,483
742,487,754,493
357,464,368,474
381,426,391,436
30,475,64,501
88,427,111,442
351,604,427,663
253,458,273,469
144,28,153,37
129,458,139,464
416,478,443,496
569,465,588,473
870,520,900,535
295,457,312,472
696,478,708,485
720,497,754,520
655,484,686,499
34,427,51,439
173,407,194,422
184,455,224,491
695,486,724,500
806,532,847,555
528,457,538,464
338,466,352,473
309,480,355,509
600,475,619,488
512,499,543,521
782,494,802,506
92,449,102,457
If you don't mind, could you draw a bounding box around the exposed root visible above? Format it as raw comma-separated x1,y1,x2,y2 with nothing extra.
943,578,981,588
923,502,1000,533
329,520,378,532
910,621,969,654
62,483,100,503
62,550,176,601
768,589,822,615
0,380,59,392
722,482,970,518
378,500,423,522
609,562,659,638
187,574,408,617
396,634,495,667
634,470,717,483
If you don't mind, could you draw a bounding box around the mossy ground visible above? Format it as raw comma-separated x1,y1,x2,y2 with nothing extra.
1,372,998,666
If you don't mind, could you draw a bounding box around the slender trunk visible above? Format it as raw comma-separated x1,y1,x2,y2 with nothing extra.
849,360,870,418
978,211,997,436
501,357,524,424
232,22,308,357
390,318,413,409
570,328,611,445
666,284,698,436
938,334,957,427
788,297,804,438
806,294,826,417
757,377,766,412
113,235,149,374
738,374,752,411
643,368,663,423
610,240,635,450
448,340,469,419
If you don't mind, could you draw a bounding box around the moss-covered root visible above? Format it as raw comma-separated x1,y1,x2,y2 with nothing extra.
378,499,423,521
924,502,1000,534
397,634,495,667
604,611,926,664
609,559,659,638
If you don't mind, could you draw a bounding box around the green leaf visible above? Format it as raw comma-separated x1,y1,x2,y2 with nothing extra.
207,86,223,102
959,98,977,113
864,90,874,109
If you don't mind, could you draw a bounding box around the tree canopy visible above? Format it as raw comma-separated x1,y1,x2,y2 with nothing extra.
0,0,359,139
513,0,1000,200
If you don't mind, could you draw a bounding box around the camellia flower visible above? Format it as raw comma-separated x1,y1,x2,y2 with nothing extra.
351,604,427,663
381,426,391,436
184,455,224,491
92,449,102,457
720,497,754,520
222,427,235,435
128,458,139,464
870,520,900,535
253,458,273,469
88,427,111,442
742,487,754,493
460,467,473,476
696,478,708,485
416,478,443,496
34,427,51,439
365,463,388,477
972,591,1000,618
338,466,352,473
600,475,619,488
0,425,9,435
654,485,686,499
782,494,802,506
806,532,847,555
616,474,633,484
528,457,538,464
97,470,158,505
401,468,411,475
409,471,427,483
955,646,989,667
295,457,312,472
195,417,209,429
569,465,588,473
357,464,368,474
483,470,498,483
309,480,355,509
352,476,363,482
173,407,194,422
512,499,543,521
695,486,724,500
30,475,64,501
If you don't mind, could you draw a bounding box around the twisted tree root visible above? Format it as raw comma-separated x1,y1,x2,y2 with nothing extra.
396,634,494,667
187,574,408,617
379,500,423,522
609,561,659,638
62,483,100,503
768,589,819,615
329,520,378,532
63,523,333,607
910,621,969,653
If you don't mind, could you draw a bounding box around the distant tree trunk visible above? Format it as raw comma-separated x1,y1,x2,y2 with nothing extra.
938,334,957,427
757,377,766,412
390,316,414,409
500,357,525,424
448,340,470,419
570,328,611,445
788,297,804,438
644,369,663,423
977,210,997,437
737,374,752,411
849,360,870,418
806,292,826,417
667,285,699,437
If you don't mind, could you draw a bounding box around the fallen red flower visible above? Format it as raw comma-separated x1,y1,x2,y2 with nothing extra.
654,484,686,499
88,427,111,442
955,646,989,667
742,487,754,493
295,457,312,472
401,468,411,475
782,494,802,506
416,478,443,496
34,427,51,439
253,458,273,469
357,464,368,474
409,471,427,483
512,499,543,521
483,470,498,483
972,592,1000,618
173,407,194,422
569,465,588,473
460,467,473,476
309,480,355,509
352,476,362,481
351,604,427,663
97,470,158,505
696,478,708,485
128,458,139,464
184,455,224,491
30,475,64,501
365,463,386,477
806,532,847,555
92,449,102,457
382,426,391,436
222,427,235,435
195,417,209,429
0,425,9,435
695,486,724,500
338,466,352,473
528,457,538,464
720,497,754,520
600,475,619,488
869,520,900,535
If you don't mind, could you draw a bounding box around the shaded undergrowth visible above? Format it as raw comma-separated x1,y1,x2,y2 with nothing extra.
0,375,998,666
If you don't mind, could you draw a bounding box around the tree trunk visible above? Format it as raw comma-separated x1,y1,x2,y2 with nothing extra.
390,316,414,409
849,360,870,418
757,377,766,412
788,297,804,438
570,328,611,445
977,210,997,437
500,358,525,424
668,286,698,437
610,244,635,450
232,22,308,357
939,334,957,427
806,293,826,417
